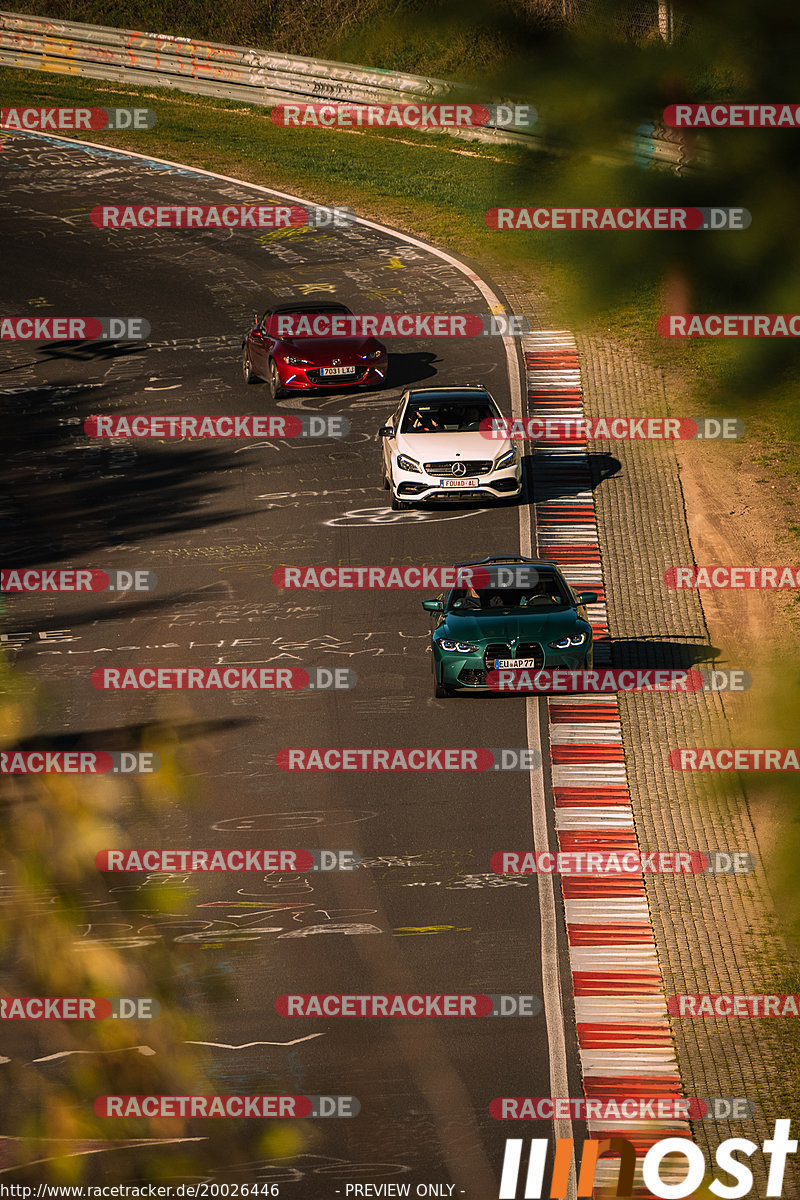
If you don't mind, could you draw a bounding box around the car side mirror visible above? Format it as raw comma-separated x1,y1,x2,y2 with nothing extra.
577,592,598,605
378,425,394,437
422,598,443,612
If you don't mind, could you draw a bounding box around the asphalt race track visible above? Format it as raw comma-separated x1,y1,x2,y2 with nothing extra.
0,130,587,1195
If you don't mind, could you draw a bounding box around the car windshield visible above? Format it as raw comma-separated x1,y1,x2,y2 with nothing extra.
447,580,571,612
400,401,497,433
270,303,352,318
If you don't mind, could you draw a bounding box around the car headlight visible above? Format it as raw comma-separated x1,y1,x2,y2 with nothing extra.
494,447,518,470
439,640,479,653
397,453,421,473
284,355,312,365
360,349,383,360
549,633,588,649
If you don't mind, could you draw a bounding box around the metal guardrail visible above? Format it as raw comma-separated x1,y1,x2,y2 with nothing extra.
0,10,704,169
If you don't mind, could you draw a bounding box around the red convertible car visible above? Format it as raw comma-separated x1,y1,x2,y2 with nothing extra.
241,300,388,396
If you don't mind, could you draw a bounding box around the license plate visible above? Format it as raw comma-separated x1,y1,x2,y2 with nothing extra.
494,658,540,669
319,365,356,377
439,478,479,488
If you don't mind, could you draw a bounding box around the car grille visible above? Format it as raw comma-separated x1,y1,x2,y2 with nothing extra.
517,643,545,668
458,668,487,686
426,490,493,502
424,460,493,477
484,643,511,671
305,367,368,385
483,643,544,670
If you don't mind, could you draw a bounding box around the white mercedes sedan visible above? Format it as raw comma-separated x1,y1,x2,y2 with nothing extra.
378,386,522,510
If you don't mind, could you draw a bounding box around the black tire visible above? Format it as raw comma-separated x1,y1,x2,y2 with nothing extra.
242,346,259,384
434,679,451,698
269,359,283,399
390,490,410,511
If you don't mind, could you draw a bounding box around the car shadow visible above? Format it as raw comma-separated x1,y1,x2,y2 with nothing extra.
384,351,441,388
610,637,722,669
436,636,722,699
530,450,622,501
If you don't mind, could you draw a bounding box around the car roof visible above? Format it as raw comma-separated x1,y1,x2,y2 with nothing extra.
454,556,561,569
403,387,494,406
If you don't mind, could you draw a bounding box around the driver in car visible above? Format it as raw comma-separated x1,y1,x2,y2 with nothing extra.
409,409,441,432
520,580,562,605
463,586,505,608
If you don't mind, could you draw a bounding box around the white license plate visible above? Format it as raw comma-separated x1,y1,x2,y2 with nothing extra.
319,365,356,377
494,658,540,669
439,478,479,488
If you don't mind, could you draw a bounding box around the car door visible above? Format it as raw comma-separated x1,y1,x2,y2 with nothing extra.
384,401,404,478
249,313,270,374
427,593,447,655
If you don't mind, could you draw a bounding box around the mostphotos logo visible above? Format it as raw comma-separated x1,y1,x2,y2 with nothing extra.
499,1120,796,1197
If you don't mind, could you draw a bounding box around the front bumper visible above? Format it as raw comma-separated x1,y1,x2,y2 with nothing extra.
278,363,387,389
435,643,592,690
395,464,522,503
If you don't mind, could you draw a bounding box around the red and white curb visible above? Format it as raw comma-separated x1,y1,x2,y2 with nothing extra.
526,331,691,1195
